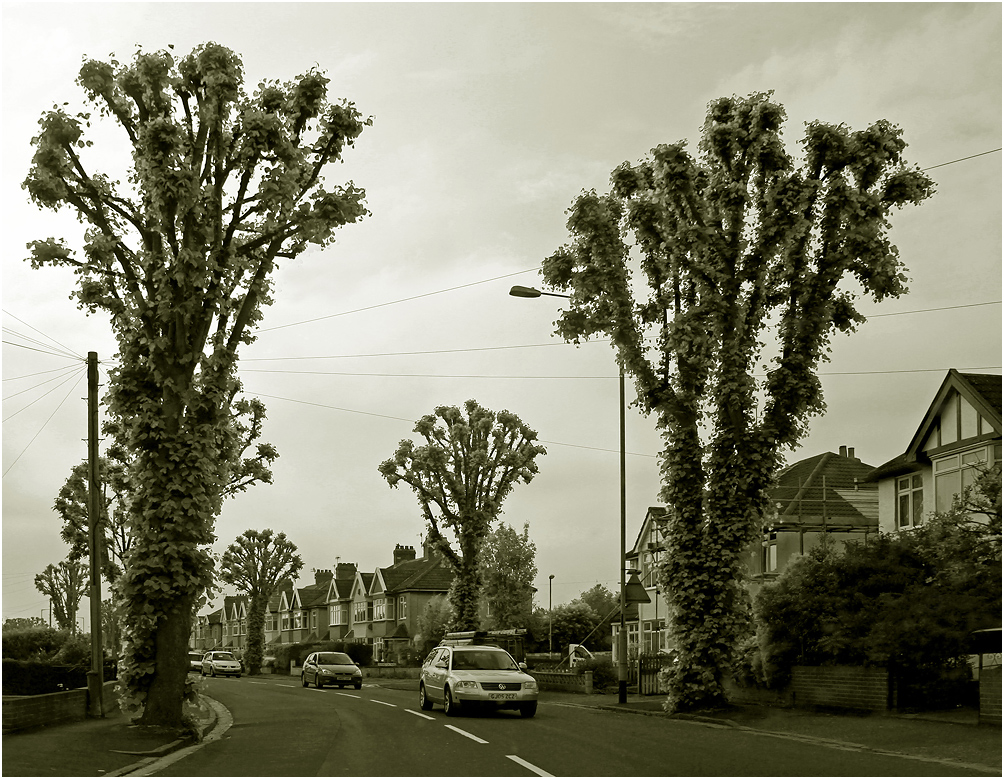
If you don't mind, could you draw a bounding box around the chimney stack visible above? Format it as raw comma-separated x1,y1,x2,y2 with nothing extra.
394,544,417,565
839,445,847,457
848,447,855,461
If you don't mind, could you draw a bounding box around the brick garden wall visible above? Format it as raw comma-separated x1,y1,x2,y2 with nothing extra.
789,666,889,711
530,670,593,694
979,665,1001,726
2,680,118,733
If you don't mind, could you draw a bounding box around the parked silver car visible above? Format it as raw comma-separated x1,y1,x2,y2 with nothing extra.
301,651,363,689
419,645,538,717
201,651,242,678
188,651,205,673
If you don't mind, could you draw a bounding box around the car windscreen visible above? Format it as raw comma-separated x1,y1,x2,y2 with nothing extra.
214,653,236,661
451,649,518,671
316,652,353,665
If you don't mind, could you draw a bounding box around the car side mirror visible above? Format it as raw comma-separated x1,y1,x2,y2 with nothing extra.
518,662,528,671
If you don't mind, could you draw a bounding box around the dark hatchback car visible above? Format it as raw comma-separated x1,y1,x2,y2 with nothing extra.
301,651,363,689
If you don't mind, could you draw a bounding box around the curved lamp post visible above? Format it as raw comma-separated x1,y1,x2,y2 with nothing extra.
509,285,632,703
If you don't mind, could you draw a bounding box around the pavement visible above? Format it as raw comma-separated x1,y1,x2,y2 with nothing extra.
2,679,1000,777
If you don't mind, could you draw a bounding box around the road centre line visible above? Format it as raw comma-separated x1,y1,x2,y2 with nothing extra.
507,755,554,777
405,709,435,721
371,699,397,707
444,724,489,744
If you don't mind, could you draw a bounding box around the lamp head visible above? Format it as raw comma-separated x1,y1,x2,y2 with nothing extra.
509,285,542,298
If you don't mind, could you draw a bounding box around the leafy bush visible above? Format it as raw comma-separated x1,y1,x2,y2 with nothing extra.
753,513,1001,689
575,656,616,690
2,627,68,660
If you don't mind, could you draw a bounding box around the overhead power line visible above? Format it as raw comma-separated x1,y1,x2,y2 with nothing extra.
2,368,86,478
922,148,1001,171
258,267,541,333
2,309,83,360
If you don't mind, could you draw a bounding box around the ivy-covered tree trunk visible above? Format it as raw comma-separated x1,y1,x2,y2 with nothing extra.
244,593,267,676
542,92,934,711
25,43,368,728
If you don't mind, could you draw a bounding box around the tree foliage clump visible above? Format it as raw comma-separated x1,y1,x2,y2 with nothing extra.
24,43,369,726
218,529,303,676
379,400,546,630
481,522,537,630
754,467,1001,689
541,92,934,711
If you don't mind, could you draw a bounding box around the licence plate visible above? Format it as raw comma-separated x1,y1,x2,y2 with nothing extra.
488,693,517,700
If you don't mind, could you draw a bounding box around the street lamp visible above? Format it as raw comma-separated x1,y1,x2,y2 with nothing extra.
509,284,631,703
548,574,554,658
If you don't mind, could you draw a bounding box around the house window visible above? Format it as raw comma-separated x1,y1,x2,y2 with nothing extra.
354,601,367,623
897,474,924,527
398,596,408,621
934,448,989,513
311,611,317,629
762,530,778,572
374,598,386,621
294,611,302,629
281,614,290,631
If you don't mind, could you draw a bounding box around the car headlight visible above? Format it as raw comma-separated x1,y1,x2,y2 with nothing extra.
523,680,538,691
455,680,477,689
321,669,332,675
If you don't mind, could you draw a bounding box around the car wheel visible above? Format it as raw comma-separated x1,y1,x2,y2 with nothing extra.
301,672,309,687
519,701,538,718
354,681,362,690
200,669,205,677
419,684,433,711
236,674,241,679
444,686,458,717
314,677,322,689
211,668,216,677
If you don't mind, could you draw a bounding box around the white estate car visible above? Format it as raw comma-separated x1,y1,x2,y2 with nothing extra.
419,644,538,717
201,650,242,678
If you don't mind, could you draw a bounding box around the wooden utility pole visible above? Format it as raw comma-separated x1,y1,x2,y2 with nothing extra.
86,352,104,718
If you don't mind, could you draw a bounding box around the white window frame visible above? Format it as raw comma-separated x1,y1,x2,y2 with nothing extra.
896,473,924,528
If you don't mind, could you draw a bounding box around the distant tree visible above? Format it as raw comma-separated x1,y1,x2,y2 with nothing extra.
3,617,47,632
218,529,303,675
550,602,600,654
379,400,546,630
24,43,369,727
34,559,88,633
542,92,934,710
55,456,132,584
416,595,454,654
574,584,619,650
482,522,537,630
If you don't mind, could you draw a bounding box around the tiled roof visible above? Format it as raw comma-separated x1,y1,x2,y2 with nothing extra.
267,579,294,611
298,582,330,608
771,451,878,526
379,556,454,594
961,372,1002,418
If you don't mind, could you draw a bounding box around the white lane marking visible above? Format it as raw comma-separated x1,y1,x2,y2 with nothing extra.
335,692,362,699
278,684,298,688
405,709,435,721
309,687,326,692
372,699,397,707
444,724,489,744
507,755,553,777
249,681,268,685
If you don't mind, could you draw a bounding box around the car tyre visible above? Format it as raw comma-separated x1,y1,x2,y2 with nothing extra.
200,668,205,677
301,673,309,688
210,668,216,677
236,674,241,679
354,681,362,690
519,701,538,718
314,677,322,689
419,684,433,711
444,686,458,717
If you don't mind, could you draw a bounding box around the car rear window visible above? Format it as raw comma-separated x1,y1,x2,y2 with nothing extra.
316,652,353,665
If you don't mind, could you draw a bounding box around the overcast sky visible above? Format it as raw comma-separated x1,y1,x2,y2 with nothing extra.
3,2,1001,626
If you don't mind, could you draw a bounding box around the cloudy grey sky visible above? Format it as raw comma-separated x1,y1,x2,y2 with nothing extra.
3,3,1001,624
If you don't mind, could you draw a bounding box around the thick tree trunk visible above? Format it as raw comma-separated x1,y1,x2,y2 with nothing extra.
138,597,193,728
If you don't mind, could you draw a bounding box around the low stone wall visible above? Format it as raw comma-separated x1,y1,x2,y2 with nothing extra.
3,680,118,733
530,670,592,695
979,665,1001,726
363,666,421,680
790,666,889,712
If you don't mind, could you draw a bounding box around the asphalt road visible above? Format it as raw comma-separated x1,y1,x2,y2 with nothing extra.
153,676,990,776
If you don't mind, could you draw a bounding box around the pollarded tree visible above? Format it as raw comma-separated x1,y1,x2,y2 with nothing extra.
379,400,547,629
34,558,88,633
542,92,934,711
218,529,303,676
24,43,369,727
481,522,537,630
